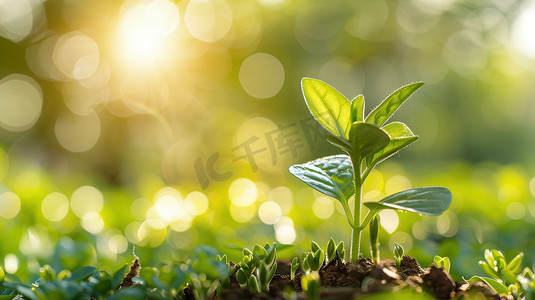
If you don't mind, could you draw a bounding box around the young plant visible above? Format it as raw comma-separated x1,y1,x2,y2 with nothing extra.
393,242,404,269
326,237,345,262
370,215,380,264
301,241,325,273
433,255,451,274
289,78,452,263
290,257,299,280
236,243,277,293
468,249,525,298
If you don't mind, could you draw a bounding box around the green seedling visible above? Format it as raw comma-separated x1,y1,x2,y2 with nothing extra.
433,255,451,274
290,257,299,280
289,78,452,263
370,215,380,265
468,249,526,298
301,241,325,273
326,238,345,262
236,243,277,293
393,243,404,269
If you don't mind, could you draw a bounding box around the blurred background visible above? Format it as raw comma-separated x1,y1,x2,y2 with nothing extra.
1,0,535,281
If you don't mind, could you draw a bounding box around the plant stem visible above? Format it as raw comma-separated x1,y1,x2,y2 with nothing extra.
350,155,362,263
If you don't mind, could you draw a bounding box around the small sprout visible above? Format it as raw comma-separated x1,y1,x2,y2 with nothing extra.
369,215,380,265
393,243,404,269
291,257,299,280
302,242,325,273
326,238,345,262
477,249,526,297
39,264,56,281
237,243,277,293
433,255,450,274
0,266,4,282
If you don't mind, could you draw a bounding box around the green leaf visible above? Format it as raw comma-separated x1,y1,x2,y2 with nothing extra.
507,252,524,274
365,82,424,127
236,269,248,285
264,246,276,267
468,276,508,294
268,261,277,282
70,266,97,282
288,155,354,204
367,122,419,168
326,238,335,261
326,132,352,153
247,275,260,292
434,256,451,274
0,266,4,282
311,241,321,253
351,94,365,123
301,78,351,138
349,122,390,160
479,261,500,279
253,244,268,260
258,263,268,286
112,264,129,289
364,187,452,219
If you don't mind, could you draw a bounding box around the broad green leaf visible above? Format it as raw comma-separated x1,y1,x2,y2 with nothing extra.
367,122,419,168
366,82,424,126
364,187,452,220
468,276,508,294
289,155,354,203
112,264,129,289
301,78,351,138
349,122,390,161
351,94,365,123
70,266,97,282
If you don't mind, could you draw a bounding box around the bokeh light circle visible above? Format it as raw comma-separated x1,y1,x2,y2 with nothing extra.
258,201,282,224
0,74,43,132
55,111,101,153
239,53,285,99
70,185,104,218
228,178,258,207
41,192,70,222
0,192,21,219
0,0,34,42
185,0,232,42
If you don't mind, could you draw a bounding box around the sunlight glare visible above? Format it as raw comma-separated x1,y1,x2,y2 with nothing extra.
512,7,535,59
117,0,179,65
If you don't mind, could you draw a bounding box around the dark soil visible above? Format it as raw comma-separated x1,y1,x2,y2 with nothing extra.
211,255,502,300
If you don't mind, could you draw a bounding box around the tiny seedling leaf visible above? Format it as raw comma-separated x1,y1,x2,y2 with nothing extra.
507,252,524,274
301,78,351,139
236,269,248,285
468,276,508,295
364,187,452,219
289,155,354,204
253,244,268,260
365,82,424,127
